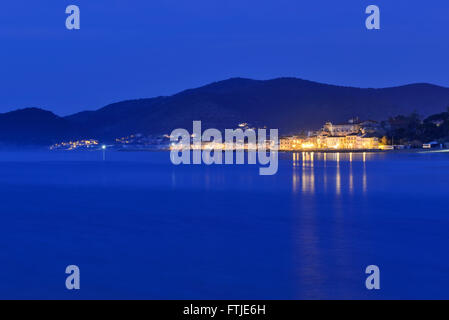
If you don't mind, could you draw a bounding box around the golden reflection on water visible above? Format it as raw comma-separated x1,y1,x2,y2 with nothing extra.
292,169,298,193
363,163,367,193
336,154,341,195
292,152,370,195
302,161,315,193
349,156,353,195
363,152,367,192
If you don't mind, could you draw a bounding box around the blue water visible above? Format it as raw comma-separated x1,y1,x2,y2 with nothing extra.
0,150,448,299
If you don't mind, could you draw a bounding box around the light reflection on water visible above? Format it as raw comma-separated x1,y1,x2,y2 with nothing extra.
0,151,448,298
292,152,370,195
349,154,354,195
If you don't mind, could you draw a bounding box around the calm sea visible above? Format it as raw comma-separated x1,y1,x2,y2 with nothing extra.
0,150,448,299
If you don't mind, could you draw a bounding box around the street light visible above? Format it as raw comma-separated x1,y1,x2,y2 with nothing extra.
102,145,106,160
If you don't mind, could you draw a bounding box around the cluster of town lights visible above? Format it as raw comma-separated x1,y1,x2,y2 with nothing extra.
49,139,99,150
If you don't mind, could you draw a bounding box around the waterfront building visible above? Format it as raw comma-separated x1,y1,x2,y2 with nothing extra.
279,136,303,150
322,122,361,136
279,119,380,151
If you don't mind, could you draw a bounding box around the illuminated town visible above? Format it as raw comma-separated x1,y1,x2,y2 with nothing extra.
48,117,448,152
169,120,384,151
279,120,382,151
49,139,99,150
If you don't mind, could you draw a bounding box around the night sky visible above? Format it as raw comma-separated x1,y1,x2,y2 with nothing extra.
1,0,448,115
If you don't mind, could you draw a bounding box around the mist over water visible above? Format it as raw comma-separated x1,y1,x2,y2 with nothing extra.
0,150,448,299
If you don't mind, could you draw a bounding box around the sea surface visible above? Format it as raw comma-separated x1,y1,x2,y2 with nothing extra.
0,150,448,299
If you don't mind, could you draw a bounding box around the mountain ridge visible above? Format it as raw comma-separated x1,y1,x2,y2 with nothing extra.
2,77,449,145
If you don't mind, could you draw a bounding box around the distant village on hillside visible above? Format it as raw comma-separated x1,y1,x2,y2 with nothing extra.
50,108,449,152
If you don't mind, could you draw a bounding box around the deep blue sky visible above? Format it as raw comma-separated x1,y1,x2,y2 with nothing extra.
1,0,448,115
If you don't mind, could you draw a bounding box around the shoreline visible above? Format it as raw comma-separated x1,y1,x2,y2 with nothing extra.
115,148,445,154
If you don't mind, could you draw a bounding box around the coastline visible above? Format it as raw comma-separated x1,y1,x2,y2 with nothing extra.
114,148,444,154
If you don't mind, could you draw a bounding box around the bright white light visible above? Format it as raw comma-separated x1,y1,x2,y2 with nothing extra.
102,145,106,150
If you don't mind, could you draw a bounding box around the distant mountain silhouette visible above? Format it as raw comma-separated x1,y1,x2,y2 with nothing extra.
2,78,449,145
0,108,74,146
